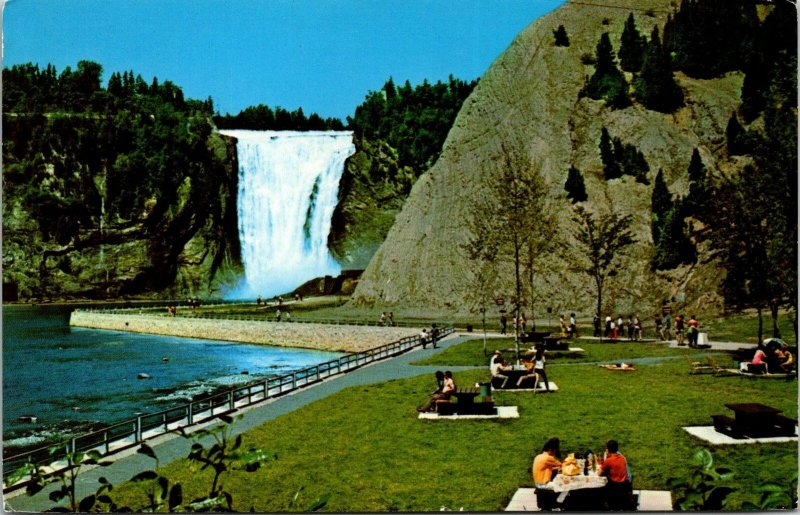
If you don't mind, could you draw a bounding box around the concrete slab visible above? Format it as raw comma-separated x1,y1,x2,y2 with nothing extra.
683,426,798,445
496,382,559,393
637,490,673,511
505,488,672,511
418,406,519,420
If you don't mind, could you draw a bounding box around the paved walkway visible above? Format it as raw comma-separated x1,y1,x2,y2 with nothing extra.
5,334,474,512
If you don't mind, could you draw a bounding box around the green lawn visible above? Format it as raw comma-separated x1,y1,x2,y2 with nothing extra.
111,347,797,512
411,337,709,366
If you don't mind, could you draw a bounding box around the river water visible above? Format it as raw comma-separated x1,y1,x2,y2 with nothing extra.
2,304,341,450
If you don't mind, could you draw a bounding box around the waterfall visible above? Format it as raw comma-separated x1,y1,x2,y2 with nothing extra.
220,130,355,299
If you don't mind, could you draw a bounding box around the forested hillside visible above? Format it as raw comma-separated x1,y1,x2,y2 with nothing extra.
2,62,240,300
2,61,477,299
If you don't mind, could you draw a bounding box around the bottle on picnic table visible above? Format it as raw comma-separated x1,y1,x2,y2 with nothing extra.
585,452,592,475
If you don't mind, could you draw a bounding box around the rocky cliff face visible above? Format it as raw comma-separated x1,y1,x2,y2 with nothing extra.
351,0,743,316
2,128,241,301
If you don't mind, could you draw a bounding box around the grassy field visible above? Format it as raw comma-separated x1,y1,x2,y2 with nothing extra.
110,336,797,512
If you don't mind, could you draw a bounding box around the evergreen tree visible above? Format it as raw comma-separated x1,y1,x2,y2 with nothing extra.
553,25,570,47
564,165,588,202
619,13,646,72
599,127,622,180
652,204,696,270
650,169,671,243
634,27,683,113
740,2,797,122
583,33,630,108
725,113,747,155
685,148,706,215
663,0,759,79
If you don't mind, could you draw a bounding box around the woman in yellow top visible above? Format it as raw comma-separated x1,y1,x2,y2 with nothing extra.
532,438,562,486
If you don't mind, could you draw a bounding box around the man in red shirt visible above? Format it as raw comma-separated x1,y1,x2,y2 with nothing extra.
598,440,633,510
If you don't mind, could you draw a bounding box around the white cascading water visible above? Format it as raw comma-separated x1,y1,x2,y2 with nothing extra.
219,130,355,299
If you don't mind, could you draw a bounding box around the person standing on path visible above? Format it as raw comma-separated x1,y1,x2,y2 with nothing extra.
661,313,673,341
687,315,699,347
675,314,685,346
593,314,601,338
500,313,508,335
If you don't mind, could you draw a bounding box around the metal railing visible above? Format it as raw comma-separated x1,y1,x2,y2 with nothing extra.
3,324,453,488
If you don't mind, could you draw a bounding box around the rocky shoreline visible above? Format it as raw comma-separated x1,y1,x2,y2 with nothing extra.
70,311,419,353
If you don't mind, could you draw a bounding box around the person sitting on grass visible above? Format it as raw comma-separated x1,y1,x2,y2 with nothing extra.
597,439,633,511
491,353,512,389
533,438,562,511
417,370,454,413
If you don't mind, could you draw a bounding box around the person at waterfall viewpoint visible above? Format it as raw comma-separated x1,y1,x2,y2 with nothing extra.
276,308,282,322
675,314,685,346
661,312,673,341
569,313,578,337
379,312,386,326
430,324,439,348
653,313,662,339
388,312,394,326
420,328,429,348
687,315,699,347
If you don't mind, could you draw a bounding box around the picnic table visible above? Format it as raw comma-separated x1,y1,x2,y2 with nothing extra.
538,471,608,509
437,387,496,415
491,366,534,390
712,402,797,438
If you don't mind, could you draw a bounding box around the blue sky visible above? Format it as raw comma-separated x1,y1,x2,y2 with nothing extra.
3,0,563,120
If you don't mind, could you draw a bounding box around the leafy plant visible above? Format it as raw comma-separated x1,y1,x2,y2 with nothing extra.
667,448,736,510
5,447,115,512
180,414,275,511
741,472,798,510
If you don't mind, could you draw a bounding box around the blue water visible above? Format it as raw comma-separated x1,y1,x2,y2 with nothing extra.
2,304,342,448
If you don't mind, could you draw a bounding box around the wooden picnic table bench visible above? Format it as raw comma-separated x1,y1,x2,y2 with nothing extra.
712,403,797,438
437,387,495,415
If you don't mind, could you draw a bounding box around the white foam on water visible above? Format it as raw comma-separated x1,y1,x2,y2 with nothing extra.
219,130,355,298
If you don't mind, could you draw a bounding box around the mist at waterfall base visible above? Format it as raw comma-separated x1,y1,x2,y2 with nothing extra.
221,130,355,300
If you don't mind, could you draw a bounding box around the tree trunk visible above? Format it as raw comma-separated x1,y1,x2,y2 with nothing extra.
769,302,781,338
596,278,603,342
757,306,763,344
514,234,521,363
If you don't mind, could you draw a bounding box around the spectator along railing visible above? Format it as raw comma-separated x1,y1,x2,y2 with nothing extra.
3,324,453,490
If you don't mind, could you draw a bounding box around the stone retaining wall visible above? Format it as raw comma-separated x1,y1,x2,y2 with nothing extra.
70,311,420,353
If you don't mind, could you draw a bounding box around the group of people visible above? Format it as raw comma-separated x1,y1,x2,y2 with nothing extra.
489,348,550,391
416,370,456,412
378,312,395,326
419,325,440,348
748,340,795,374
559,314,579,338
499,312,530,335
589,313,701,344
533,437,633,511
